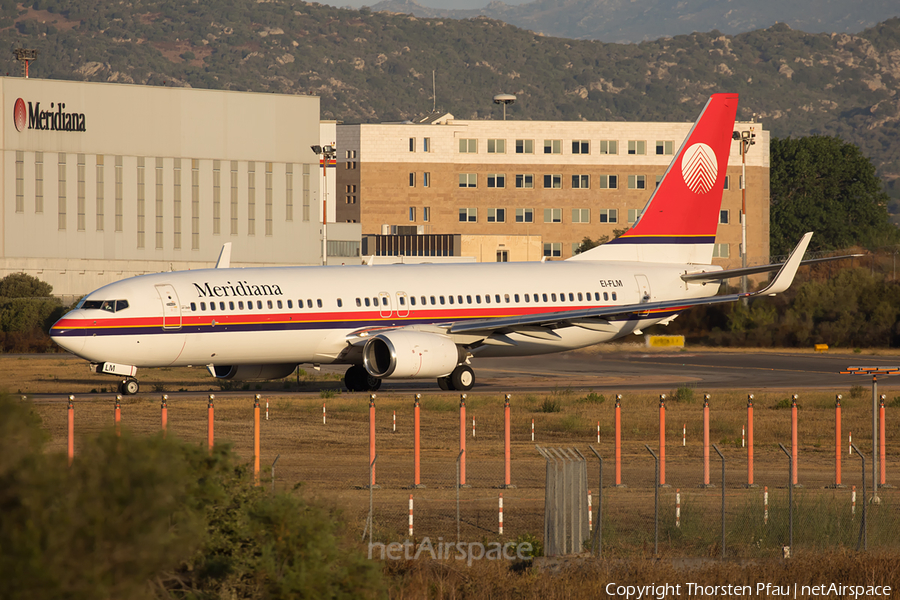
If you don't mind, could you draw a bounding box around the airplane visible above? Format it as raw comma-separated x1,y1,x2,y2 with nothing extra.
50,93,815,395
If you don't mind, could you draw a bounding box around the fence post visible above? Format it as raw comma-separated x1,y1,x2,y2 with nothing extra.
161,395,168,436
659,395,666,487
879,395,887,487
778,442,793,555
413,394,423,488
703,394,711,487
747,394,755,487
207,394,214,455
459,395,467,486
503,394,514,488
588,445,603,556
644,444,659,557
850,442,867,551
456,449,465,543
114,395,121,437
369,394,376,486
253,395,261,486
712,444,725,559
365,454,379,545
834,395,843,487
791,395,799,486
615,395,623,487
67,395,74,467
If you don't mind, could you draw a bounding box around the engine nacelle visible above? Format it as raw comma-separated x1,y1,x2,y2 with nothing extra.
363,330,460,379
211,363,297,381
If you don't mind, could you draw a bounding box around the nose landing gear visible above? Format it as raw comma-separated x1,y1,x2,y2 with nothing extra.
119,378,140,395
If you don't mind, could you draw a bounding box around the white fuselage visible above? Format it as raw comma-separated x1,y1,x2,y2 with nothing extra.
51,259,717,371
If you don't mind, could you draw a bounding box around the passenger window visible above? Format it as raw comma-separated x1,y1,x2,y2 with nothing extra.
495,294,501,303
287,300,293,309
239,301,244,310
551,293,557,302
337,298,343,308
267,300,273,309
577,293,582,302
218,302,224,310
514,294,519,302
603,292,609,301
190,302,196,311
612,292,617,301
485,295,491,304
542,293,548,302
229,301,235,310
466,295,472,304
365,298,371,307
246,301,252,310
356,298,362,307
257,301,263,309
430,296,436,305
448,296,454,304
421,296,426,305
505,294,510,303
318,299,323,308
476,295,482,304
209,302,216,311
381,297,387,306
277,300,282,309
410,296,417,306
457,295,463,304
569,293,574,301
594,292,600,301
440,296,445,305
524,295,530,303
200,302,206,311
399,296,406,306
308,299,313,308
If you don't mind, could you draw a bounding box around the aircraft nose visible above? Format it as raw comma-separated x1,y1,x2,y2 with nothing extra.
50,312,86,355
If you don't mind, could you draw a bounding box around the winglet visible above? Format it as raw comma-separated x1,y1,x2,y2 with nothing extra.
215,243,232,269
750,232,812,297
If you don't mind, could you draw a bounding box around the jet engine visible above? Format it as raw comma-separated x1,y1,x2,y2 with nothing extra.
211,363,298,381
363,330,461,379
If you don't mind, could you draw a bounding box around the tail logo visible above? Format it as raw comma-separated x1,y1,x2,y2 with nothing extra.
681,143,717,195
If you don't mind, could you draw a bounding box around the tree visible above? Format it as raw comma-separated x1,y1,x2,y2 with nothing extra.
573,235,609,254
770,136,898,255
0,273,53,298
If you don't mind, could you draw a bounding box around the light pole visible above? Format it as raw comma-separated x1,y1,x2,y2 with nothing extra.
311,144,336,266
732,128,755,299
493,93,516,120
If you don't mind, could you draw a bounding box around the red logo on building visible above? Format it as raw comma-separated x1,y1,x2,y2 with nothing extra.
13,98,26,132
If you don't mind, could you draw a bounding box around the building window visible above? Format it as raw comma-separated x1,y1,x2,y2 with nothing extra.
713,243,730,258
628,140,646,155
285,164,293,221
515,174,534,189
572,175,590,189
572,140,590,154
35,152,44,214
156,158,164,249
409,172,416,187
543,174,562,189
487,208,506,223
599,140,618,154
213,160,221,235
656,140,674,155
247,162,256,236
423,207,430,222
487,139,505,153
719,209,729,224
58,153,68,231
515,139,533,154
515,208,533,223
599,209,618,223
136,156,144,247
265,162,273,236
423,172,431,187
458,139,477,153
14,151,23,213
192,159,200,250
77,155,86,231
409,207,416,222
423,138,430,152
459,173,477,188
173,158,181,249
302,164,310,222
572,208,590,223
487,174,505,188
409,137,416,152
459,208,477,222
543,139,562,154
95,155,103,230
497,250,508,262
723,175,730,190
628,208,642,223
628,175,646,189
656,175,663,188
543,242,561,257
598,175,618,189
230,161,239,234
543,208,562,223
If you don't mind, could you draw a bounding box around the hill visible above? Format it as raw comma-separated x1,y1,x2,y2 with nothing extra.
4,1,900,197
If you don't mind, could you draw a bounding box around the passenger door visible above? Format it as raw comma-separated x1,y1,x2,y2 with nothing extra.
156,284,182,329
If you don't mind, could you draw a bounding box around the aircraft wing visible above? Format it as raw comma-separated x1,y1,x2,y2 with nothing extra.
447,232,813,336
681,252,861,283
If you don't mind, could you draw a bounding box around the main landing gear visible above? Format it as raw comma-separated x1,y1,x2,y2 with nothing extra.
437,365,475,392
344,365,382,392
119,377,140,395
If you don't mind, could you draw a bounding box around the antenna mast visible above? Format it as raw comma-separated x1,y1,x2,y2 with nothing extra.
432,70,436,113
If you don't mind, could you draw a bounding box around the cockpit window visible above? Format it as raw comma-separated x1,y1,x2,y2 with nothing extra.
79,299,129,312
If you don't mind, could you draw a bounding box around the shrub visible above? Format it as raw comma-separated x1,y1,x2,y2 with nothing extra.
538,397,561,413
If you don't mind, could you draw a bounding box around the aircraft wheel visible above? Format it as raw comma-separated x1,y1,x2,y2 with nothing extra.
450,365,474,391
367,376,382,392
437,376,453,391
122,378,140,396
344,365,367,392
